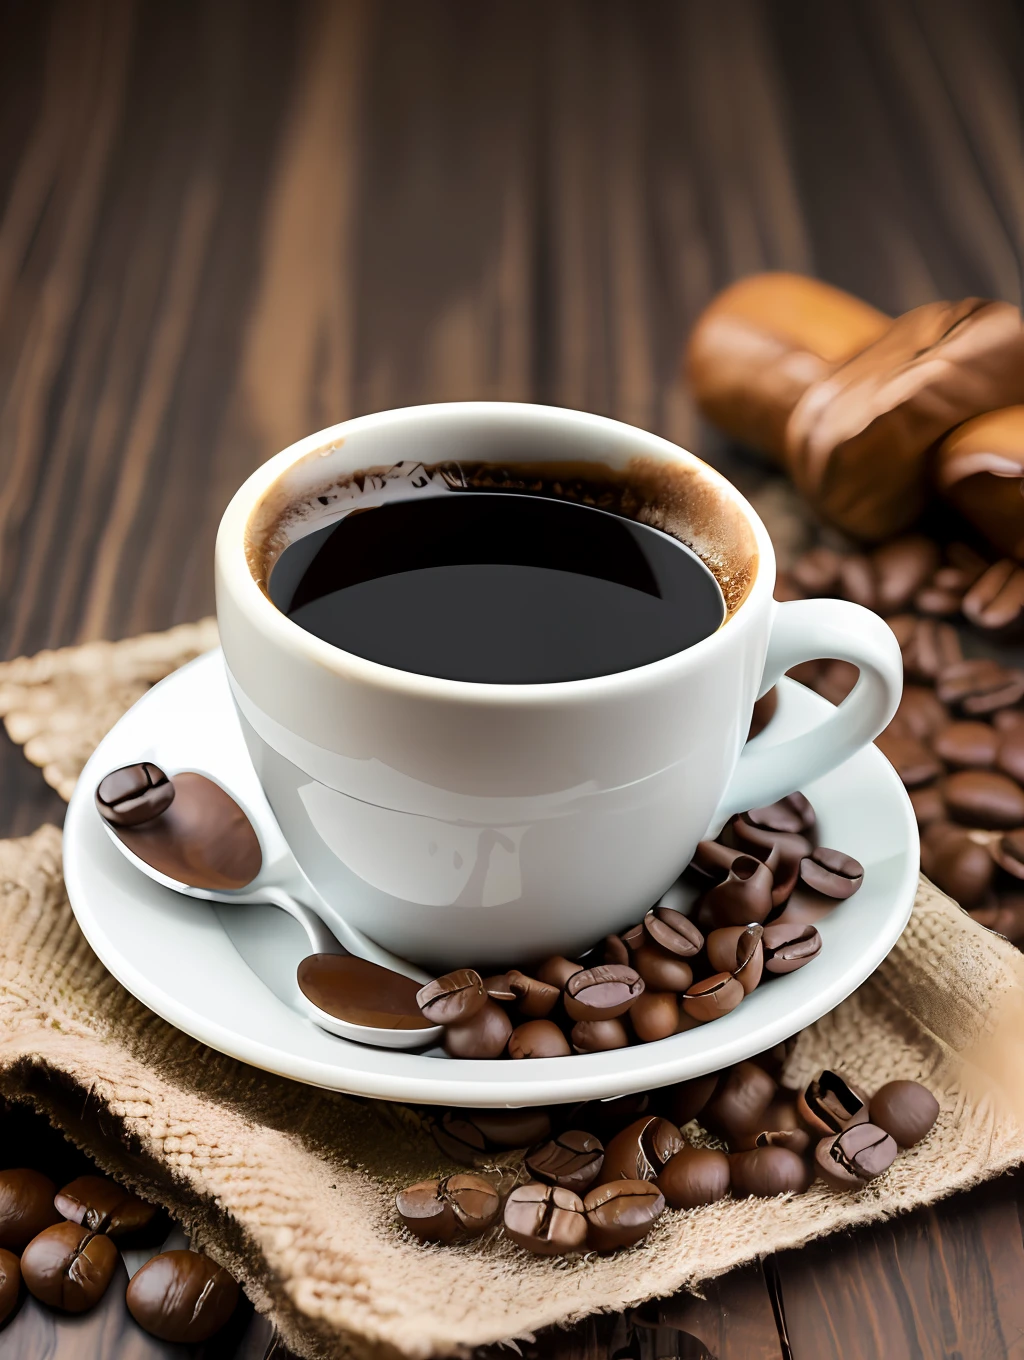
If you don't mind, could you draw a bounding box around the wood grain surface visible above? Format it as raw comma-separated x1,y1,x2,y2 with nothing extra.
0,1,1021,1356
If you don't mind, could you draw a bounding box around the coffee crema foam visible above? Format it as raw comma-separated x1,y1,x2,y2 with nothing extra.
246,452,759,622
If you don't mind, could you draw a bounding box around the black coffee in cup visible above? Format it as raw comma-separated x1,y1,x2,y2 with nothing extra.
269,491,724,683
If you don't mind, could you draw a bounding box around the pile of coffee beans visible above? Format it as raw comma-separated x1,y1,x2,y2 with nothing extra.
780,535,1024,946
398,1057,938,1256
410,792,859,1059
0,1159,238,1340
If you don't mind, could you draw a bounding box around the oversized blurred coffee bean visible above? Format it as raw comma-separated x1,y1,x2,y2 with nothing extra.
923,822,995,905
937,659,1024,715
962,559,1024,630
583,1179,665,1251
0,1249,19,1326
657,1148,730,1210
797,1070,869,1135
998,728,1024,784
875,732,944,788
745,793,816,837
730,1146,811,1197
991,828,1024,879
699,856,773,927
815,1124,897,1190
506,970,560,1018
600,1117,684,1184
996,709,1024,732
895,686,951,741
630,943,694,992
910,785,946,826
95,762,174,827
914,583,964,616
837,554,879,610
571,1017,630,1053
526,1132,605,1194
535,956,584,990
662,1074,720,1127
936,407,1024,563
933,721,999,770
416,970,487,1026
902,618,963,683
799,848,864,898
435,1107,552,1161
792,545,845,595
682,973,744,1022
761,922,822,973
872,536,941,613
563,965,644,1021
748,686,779,740
869,1081,939,1147
443,1000,513,1058
629,992,680,1043
55,1175,156,1239
503,1183,586,1255
643,907,703,957
703,1062,776,1139
396,1174,499,1241
0,1170,60,1251
127,1250,239,1342
942,770,1024,829
508,1020,571,1059
706,925,764,993
20,1222,118,1313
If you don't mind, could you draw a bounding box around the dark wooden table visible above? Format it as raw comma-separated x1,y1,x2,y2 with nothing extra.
1,1,1023,1355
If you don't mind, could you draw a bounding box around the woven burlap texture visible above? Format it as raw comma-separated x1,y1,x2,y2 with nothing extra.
0,630,1022,1360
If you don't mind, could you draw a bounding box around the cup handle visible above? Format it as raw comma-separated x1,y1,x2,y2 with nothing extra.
711,598,903,830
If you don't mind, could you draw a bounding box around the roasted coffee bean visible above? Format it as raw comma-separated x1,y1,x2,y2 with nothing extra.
872,536,941,613
706,925,764,993
503,1183,587,1255
700,855,773,927
962,559,1024,630
630,943,694,992
902,618,962,683
869,1080,939,1147
126,1250,239,1342
730,820,810,904
571,1017,630,1053
583,1179,665,1252
815,1123,897,1190
396,1174,499,1242
895,686,951,741
998,728,1024,785
937,659,1024,715
682,973,744,1021
875,733,944,788
601,1117,684,1183
970,897,1024,944
799,848,864,898
729,1146,811,1197
942,770,1024,829
526,1132,605,1193
416,969,487,1026
95,762,175,828
933,721,998,770
0,1249,20,1327
689,839,749,884
443,999,513,1058
792,546,845,595
992,828,1024,879
704,1062,777,1140
0,1169,60,1252
837,554,878,610
761,922,822,973
797,1070,869,1135
629,992,680,1043
748,687,779,740
602,934,631,965
563,965,644,1022
756,1128,812,1155
657,1148,731,1210
437,1108,552,1160
662,1074,720,1127
482,973,516,1003
506,970,560,1018
20,1222,118,1313
922,822,995,906
729,1095,806,1151
54,1175,157,1239
746,793,816,836
910,785,946,826
643,906,703,957
535,956,584,990
508,1019,571,1059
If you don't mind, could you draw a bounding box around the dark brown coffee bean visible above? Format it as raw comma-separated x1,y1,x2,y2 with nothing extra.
601,1117,684,1183
506,970,560,1018
643,906,703,957
571,1017,630,1052
395,1173,500,1241
126,1249,239,1342
869,1080,939,1147
838,553,879,610
700,855,773,927
798,847,864,898
562,1092,656,1141
602,934,630,965
998,728,1024,785
436,1108,552,1162
95,762,174,827
0,1169,60,1252
901,618,962,683
54,1175,156,1239
992,828,1024,880
503,1183,587,1255
703,1062,777,1140
662,1074,720,1127
682,972,744,1021
815,1123,897,1190
628,992,680,1043
729,1146,811,1197
933,722,998,770
481,973,516,1002
583,1179,665,1251
435,1175,500,1236
0,1249,20,1327
630,942,694,992
416,969,487,1025
731,820,808,906
895,686,951,741
442,1000,513,1058
875,732,944,788
526,1132,605,1193
756,1128,812,1155
922,823,995,905
657,1148,730,1210
563,965,644,1021
746,793,816,836
761,922,822,973
872,536,940,612
910,785,946,826
535,956,584,990
689,839,749,884
937,659,1024,715
962,559,1024,629
508,1019,571,1059
942,770,1024,829
970,897,1024,944
797,1070,869,1135
792,546,844,596
20,1222,118,1313
748,686,779,740
706,925,764,993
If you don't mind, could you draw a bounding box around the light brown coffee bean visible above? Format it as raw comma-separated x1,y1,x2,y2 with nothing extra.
504,1183,587,1255
875,733,943,787
443,1000,513,1058
481,974,516,1002
869,1081,939,1147
942,770,1024,829
682,973,744,1022
630,943,694,992
571,1017,630,1053
508,1020,571,1059
730,819,808,905
20,1222,118,1313
699,855,774,927
995,708,1024,732
643,906,703,957
933,721,999,769
706,925,764,993
872,536,940,613
535,956,584,990
761,922,822,973
745,793,816,836
797,1070,869,1135
962,559,1024,629
629,992,680,1043
563,965,644,1021
913,585,963,616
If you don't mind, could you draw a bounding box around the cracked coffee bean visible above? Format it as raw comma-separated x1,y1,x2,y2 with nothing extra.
682,973,744,1022
396,1174,500,1242
699,855,773,927
481,974,516,1002
643,906,703,957
761,922,822,973
933,721,999,770
126,1249,239,1343
20,1222,118,1313
869,1080,939,1147
706,925,764,994
54,1175,157,1239
729,1146,811,1197
503,1183,587,1255
797,1070,869,1135
95,762,175,827
563,965,644,1022
729,819,809,905
525,1132,605,1194
657,1148,731,1210
942,771,1024,829
704,1062,777,1140
506,970,560,1018
508,1019,571,1059
571,1017,630,1053
416,969,487,1026
583,1179,665,1251
798,848,864,898
815,1123,897,1190
600,1117,685,1183
0,1170,61,1252
629,991,680,1042
442,999,513,1058
0,1249,19,1327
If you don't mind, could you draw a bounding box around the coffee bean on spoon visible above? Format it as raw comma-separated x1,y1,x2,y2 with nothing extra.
503,1183,587,1255
525,1132,605,1193
657,1148,731,1209
815,1123,897,1190
298,955,436,1032
0,1250,20,1327
54,1174,156,1238
563,965,644,1022
761,922,822,973
0,1169,61,1251
396,1174,499,1242
699,855,773,926
643,906,703,956
933,721,999,769
682,973,744,1022
797,1070,869,1135
95,762,174,827
506,969,560,1018
629,991,680,1042
20,1222,118,1312
126,1250,239,1342
583,1179,665,1251
799,848,864,899
443,1000,513,1059
600,1116,684,1183
508,1020,571,1059
942,770,1024,829
629,943,694,992
416,969,487,1025
869,1080,939,1147
571,1017,630,1053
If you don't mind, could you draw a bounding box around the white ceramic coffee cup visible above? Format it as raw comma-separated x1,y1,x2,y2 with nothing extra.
216,403,902,970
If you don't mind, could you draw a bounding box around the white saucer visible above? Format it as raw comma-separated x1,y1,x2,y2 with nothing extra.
64,650,919,1108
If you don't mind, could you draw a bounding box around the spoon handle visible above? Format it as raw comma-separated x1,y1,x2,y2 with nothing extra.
259,886,432,984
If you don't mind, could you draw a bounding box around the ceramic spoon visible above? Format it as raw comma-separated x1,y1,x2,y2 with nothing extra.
95,763,442,1051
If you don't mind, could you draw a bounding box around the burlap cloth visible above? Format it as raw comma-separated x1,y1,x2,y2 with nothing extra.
0,625,1023,1360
